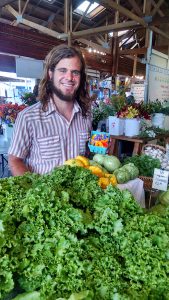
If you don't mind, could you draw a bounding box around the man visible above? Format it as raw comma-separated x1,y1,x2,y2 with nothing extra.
8,45,92,176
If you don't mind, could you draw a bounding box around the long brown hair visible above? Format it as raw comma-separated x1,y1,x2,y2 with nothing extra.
38,44,91,117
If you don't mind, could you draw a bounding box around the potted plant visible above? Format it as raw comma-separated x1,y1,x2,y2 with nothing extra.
92,106,107,130
116,103,151,137
144,99,165,129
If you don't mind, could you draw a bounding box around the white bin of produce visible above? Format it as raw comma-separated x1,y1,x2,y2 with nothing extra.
124,118,140,137
109,116,124,135
151,113,165,129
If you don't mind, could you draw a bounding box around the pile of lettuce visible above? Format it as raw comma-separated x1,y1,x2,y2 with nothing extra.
0,166,169,300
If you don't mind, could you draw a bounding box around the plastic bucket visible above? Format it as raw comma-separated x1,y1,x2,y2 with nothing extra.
151,113,165,129
124,118,140,137
164,115,169,131
109,116,125,135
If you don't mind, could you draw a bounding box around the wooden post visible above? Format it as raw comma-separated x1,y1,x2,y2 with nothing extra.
68,31,72,46
64,0,69,34
18,0,21,15
132,54,137,83
111,0,120,89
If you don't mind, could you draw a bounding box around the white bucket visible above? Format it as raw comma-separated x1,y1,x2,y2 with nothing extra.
124,118,140,137
164,115,169,131
151,113,165,129
109,116,125,135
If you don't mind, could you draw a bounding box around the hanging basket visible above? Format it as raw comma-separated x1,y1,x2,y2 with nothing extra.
139,176,153,191
141,144,166,155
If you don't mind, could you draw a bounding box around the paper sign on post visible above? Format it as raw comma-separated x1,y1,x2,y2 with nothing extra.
152,168,169,191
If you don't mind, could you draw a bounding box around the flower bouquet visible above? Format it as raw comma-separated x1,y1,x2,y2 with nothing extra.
0,103,27,126
117,103,151,120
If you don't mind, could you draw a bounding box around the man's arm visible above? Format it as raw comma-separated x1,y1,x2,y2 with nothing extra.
8,154,31,176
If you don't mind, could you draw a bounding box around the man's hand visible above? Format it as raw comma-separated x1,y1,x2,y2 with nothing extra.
8,155,31,176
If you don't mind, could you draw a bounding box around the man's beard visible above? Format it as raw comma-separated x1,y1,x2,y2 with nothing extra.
49,79,77,102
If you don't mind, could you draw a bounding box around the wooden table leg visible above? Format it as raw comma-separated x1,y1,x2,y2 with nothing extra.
132,142,140,155
108,138,116,155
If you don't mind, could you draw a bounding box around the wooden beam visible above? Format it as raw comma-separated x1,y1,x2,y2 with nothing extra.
120,30,136,48
132,54,137,78
151,0,164,17
64,0,69,33
18,0,21,15
95,36,105,45
143,0,152,14
5,4,62,39
58,20,140,39
126,54,142,63
112,0,119,77
46,9,62,29
119,28,135,42
77,38,111,54
70,0,72,32
120,47,147,55
68,31,72,46
73,2,91,32
150,25,169,41
21,0,30,16
105,16,108,43
128,0,143,17
0,0,15,7
143,0,151,48
151,16,169,26
99,0,148,27
5,4,18,17
98,1,167,44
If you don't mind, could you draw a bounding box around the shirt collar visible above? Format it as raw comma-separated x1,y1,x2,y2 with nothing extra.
43,98,81,116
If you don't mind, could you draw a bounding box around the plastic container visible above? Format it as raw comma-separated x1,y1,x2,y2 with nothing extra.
88,144,108,154
109,116,125,135
124,118,140,137
88,131,110,154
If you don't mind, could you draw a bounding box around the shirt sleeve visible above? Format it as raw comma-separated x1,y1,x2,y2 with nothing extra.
8,110,32,159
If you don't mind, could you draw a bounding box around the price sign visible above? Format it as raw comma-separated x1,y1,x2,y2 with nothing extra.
152,168,169,191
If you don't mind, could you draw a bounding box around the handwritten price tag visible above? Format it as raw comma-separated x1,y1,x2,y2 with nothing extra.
152,168,169,191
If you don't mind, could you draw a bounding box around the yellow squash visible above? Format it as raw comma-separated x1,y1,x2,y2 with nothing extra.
76,155,90,167
88,166,104,178
64,158,84,167
98,177,110,189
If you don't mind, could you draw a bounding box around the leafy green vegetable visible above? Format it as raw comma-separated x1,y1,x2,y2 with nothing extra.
92,154,105,166
12,291,40,300
123,154,161,177
103,155,121,172
0,166,169,299
158,189,169,206
122,163,139,180
114,168,130,183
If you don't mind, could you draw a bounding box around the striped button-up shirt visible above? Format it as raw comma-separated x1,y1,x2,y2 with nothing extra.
8,99,91,174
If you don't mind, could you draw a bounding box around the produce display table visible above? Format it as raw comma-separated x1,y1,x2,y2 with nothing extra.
108,134,169,156
118,177,145,208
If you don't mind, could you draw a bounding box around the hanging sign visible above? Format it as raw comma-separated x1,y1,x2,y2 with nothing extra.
152,168,169,191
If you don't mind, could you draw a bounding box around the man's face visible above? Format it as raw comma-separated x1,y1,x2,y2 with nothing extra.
48,56,81,102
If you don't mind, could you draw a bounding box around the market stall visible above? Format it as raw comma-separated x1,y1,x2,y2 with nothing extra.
0,164,169,299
